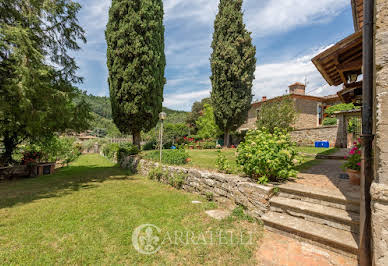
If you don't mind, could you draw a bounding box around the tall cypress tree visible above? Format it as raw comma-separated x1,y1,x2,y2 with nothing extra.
210,0,256,147
106,0,166,148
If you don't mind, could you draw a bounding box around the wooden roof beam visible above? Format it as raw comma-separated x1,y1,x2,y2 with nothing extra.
336,59,362,72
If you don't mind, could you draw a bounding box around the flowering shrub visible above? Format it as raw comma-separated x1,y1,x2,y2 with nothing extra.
237,128,298,183
21,150,42,165
343,139,361,171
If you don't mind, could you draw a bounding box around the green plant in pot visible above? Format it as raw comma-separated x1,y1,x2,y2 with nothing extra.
343,139,361,185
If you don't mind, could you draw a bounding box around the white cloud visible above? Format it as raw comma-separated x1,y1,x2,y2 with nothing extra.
164,89,210,110
252,46,340,101
245,0,348,36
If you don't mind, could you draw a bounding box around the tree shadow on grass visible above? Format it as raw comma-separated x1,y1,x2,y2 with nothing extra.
0,164,136,210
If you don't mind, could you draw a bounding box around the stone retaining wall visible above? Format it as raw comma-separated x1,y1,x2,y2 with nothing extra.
290,125,339,147
136,159,273,219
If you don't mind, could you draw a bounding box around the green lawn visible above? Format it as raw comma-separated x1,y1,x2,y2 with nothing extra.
144,147,337,173
0,154,261,265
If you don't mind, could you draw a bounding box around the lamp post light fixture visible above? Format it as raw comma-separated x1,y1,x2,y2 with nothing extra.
159,112,167,162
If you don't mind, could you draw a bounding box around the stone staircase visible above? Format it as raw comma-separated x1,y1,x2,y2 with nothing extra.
262,183,360,257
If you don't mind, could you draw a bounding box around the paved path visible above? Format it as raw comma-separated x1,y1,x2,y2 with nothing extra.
295,159,360,200
256,231,357,265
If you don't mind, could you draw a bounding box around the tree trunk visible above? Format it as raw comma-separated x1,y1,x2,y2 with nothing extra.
224,129,230,148
1,134,17,165
133,131,141,149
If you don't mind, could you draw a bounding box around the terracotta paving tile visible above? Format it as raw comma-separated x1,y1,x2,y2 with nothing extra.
256,231,357,266
295,159,360,199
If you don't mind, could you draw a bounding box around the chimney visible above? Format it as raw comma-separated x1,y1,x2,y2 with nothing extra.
289,82,306,95
261,96,267,102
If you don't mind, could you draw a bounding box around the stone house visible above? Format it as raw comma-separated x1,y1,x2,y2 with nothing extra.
238,83,341,146
239,83,340,132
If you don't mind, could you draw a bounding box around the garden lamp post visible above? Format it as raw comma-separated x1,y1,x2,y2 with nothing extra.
159,112,167,162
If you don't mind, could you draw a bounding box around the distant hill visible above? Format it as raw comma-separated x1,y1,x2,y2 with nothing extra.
76,93,188,136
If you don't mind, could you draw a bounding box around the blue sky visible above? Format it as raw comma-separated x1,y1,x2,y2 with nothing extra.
74,0,355,111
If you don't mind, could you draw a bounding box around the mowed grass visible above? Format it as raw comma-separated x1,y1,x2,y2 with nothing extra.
143,147,337,173
0,154,262,265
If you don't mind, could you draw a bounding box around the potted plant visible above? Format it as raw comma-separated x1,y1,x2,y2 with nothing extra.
343,139,361,185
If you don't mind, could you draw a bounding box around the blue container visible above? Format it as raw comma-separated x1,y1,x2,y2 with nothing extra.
315,141,329,148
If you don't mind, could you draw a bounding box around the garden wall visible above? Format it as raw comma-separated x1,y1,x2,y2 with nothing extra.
290,125,339,147
135,159,273,219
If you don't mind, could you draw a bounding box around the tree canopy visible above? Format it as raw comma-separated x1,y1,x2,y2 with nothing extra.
0,0,90,164
210,0,256,146
256,96,297,133
106,0,166,147
196,104,222,140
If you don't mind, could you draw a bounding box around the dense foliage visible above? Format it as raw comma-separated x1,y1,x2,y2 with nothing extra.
186,97,212,132
216,150,233,174
106,0,166,147
142,122,189,149
117,143,140,161
144,149,189,165
196,104,223,140
210,0,256,146
256,96,297,133
22,137,82,166
323,103,361,132
323,117,338,126
237,129,298,183
324,103,359,115
102,143,120,161
0,0,91,164
102,142,139,161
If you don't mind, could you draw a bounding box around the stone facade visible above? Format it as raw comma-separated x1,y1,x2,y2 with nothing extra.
294,98,320,129
290,125,339,147
136,159,274,219
372,0,388,264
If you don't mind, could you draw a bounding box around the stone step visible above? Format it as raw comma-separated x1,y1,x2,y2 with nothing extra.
278,183,360,213
270,196,360,233
262,211,359,255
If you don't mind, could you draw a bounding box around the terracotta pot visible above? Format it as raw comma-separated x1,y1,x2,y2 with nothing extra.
347,169,361,185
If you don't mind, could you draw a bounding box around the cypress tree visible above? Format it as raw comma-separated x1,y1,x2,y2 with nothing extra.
210,0,256,147
106,0,166,148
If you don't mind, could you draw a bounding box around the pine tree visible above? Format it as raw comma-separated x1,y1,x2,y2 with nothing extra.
105,0,166,148
210,0,256,147
0,0,90,164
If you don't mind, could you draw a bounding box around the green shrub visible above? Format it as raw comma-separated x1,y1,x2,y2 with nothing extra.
323,117,337,126
144,149,189,165
102,143,120,160
205,192,214,202
216,150,233,174
142,140,156,150
117,143,139,161
148,166,165,181
237,128,298,183
168,172,186,189
23,136,81,166
201,141,216,149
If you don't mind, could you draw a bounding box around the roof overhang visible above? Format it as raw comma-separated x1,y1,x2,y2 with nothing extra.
312,31,362,87
337,81,363,106
351,0,364,32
